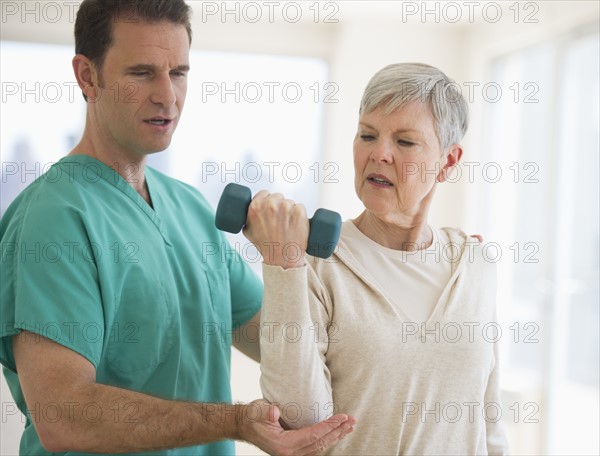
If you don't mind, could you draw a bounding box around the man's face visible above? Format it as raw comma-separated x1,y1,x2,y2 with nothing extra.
90,19,190,158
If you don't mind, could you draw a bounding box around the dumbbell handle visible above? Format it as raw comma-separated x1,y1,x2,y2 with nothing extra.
215,183,341,259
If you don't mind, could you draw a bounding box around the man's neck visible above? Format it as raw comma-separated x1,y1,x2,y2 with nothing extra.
69,136,151,205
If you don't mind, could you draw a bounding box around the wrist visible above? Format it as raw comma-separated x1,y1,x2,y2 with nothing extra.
263,259,306,269
259,241,306,269
234,404,250,442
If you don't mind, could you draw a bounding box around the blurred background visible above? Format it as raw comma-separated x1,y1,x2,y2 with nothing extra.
1,1,598,454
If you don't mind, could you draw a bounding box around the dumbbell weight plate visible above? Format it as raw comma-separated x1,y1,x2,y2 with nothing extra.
307,208,342,259
215,183,252,233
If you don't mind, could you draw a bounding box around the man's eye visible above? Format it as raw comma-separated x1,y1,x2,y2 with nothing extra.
131,71,149,77
171,71,186,78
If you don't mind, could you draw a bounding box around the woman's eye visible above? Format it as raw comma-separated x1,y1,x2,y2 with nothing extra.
360,134,375,141
398,140,414,147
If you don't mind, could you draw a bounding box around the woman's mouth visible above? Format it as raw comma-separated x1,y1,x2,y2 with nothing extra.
367,175,393,187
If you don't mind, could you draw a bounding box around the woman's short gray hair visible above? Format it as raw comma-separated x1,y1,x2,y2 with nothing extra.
359,63,469,151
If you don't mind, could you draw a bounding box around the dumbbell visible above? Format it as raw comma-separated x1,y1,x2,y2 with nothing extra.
215,183,342,259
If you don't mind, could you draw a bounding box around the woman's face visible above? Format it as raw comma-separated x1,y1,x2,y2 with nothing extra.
353,100,459,223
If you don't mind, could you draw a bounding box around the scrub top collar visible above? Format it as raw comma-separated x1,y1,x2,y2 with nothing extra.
58,154,172,245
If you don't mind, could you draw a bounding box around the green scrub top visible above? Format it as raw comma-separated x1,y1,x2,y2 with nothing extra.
0,155,263,455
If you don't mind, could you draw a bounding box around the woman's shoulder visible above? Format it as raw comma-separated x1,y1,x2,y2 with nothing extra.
438,226,480,244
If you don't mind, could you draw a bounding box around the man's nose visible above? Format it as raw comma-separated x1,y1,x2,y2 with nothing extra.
150,74,176,106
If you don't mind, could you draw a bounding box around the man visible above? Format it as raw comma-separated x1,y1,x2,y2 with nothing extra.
0,0,355,454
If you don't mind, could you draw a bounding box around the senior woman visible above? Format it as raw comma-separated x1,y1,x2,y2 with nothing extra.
243,63,509,455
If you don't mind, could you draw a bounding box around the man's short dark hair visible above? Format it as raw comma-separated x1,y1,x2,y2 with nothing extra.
75,0,192,72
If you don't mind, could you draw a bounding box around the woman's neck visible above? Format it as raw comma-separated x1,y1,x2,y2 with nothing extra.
352,210,432,251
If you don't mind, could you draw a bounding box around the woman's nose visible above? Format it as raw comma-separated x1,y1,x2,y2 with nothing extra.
369,140,394,164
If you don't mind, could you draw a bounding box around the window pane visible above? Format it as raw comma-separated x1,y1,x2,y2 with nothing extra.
560,33,599,387
484,30,600,455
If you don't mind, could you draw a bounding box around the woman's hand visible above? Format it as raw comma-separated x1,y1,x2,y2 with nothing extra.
242,190,310,269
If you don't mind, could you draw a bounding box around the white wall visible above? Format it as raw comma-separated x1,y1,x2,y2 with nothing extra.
1,1,598,455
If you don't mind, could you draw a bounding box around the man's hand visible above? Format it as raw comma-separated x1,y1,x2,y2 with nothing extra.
239,400,356,456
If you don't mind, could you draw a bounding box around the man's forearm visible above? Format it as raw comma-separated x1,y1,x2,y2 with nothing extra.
33,382,244,453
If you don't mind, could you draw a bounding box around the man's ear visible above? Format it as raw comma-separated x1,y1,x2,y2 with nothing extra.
437,144,463,183
72,54,99,102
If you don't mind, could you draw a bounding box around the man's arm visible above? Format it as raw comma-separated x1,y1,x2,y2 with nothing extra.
233,310,261,362
13,331,354,454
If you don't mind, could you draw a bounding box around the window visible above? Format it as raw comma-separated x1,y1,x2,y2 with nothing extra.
1,42,86,213
483,29,599,455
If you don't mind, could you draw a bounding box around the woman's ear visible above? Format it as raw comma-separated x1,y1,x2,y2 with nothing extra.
437,144,463,183
72,54,99,102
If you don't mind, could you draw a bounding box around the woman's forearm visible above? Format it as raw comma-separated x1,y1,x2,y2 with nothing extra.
260,263,334,429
